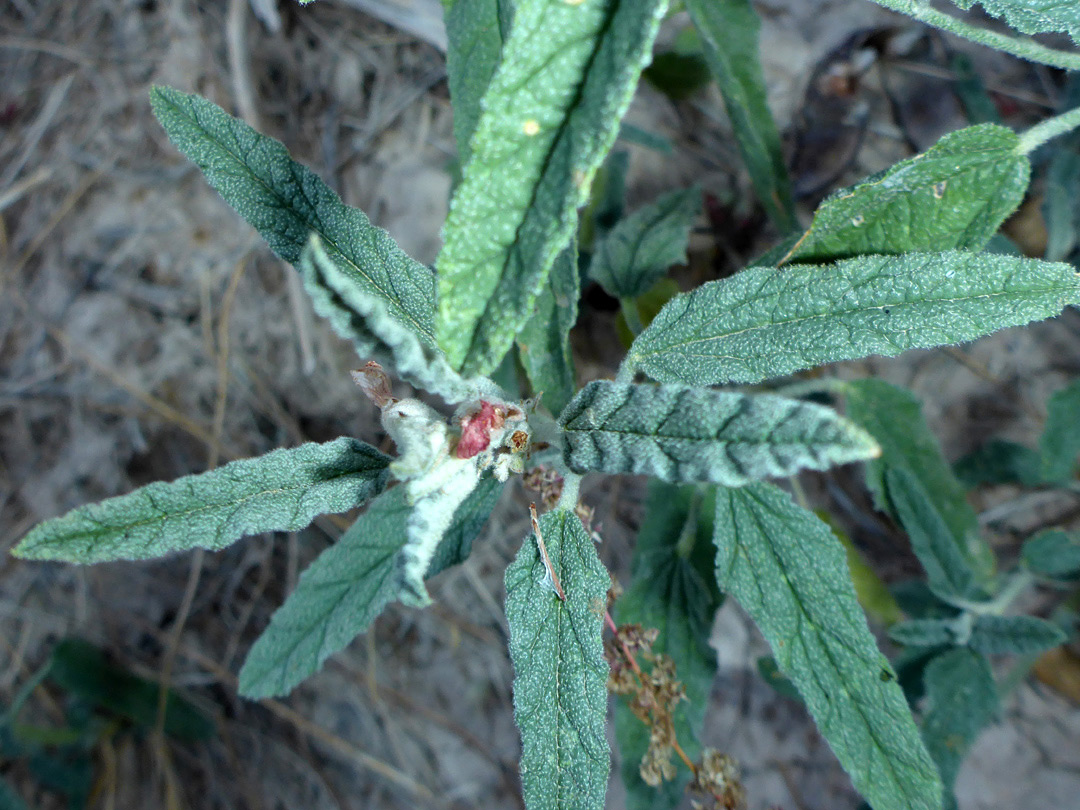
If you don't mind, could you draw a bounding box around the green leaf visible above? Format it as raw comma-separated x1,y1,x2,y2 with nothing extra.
685,0,795,230
783,124,1029,264
238,477,502,698
949,0,1080,44
1021,529,1080,578
614,482,721,809
1040,379,1080,482
14,439,390,564
756,656,803,703
559,381,879,486
829,516,903,625
588,187,700,300
1042,148,1080,262
435,0,668,375
885,468,983,603
517,243,579,416
149,86,436,346
845,380,992,583
968,615,1067,656
301,236,497,403
889,619,957,649
625,251,1080,387
954,439,1044,487
48,639,215,741
713,483,942,810
921,648,999,810
505,508,610,810
445,0,515,163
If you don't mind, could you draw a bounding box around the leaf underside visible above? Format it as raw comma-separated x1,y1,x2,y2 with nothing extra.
626,251,1080,387
559,380,879,486
784,124,1029,263
436,0,668,375
14,439,390,564
714,483,943,810
149,86,436,346
505,508,611,810
238,478,502,698
517,242,580,416
950,0,1080,44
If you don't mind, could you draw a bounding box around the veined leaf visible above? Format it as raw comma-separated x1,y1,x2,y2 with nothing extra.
885,468,983,603
625,251,1080,387
149,87,436,346
588,187,700,301
829,517,903,625
505,508,610,810
845,380,993,584
783,124,1029,263
1040,379,1080,482
968,615,1067,656
614,482,721,809
949,0,1080,44
445,0,515,163
921,648,999,810
517,243,579,416
685,0,795,230
48,639,215,742
756,656,803,703
238,478,502,698
559,381,879,486
1021,529,1080,578
435,0,668,375
713,483,942,810
13,439,390,564
301,236,498,403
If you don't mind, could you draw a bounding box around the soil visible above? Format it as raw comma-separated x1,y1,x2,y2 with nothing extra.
2,1,1078,808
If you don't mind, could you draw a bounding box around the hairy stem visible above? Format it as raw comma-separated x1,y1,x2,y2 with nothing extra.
620,297,645,336
868,0,1080,71
1018,105,1080,154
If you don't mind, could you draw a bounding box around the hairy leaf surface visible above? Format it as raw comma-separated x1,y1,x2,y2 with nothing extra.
239,478,502,698
1040,379,1080,482
14,439,390,564
889,619,957,650
968,615,1066,656
505,509,610,810
445,0,515,163
685,0,794,229
589,187,700,300
517,244,579,415
301,237,497,403
784,124,1028,263
625,252,1080,387
846,380,992,583
714,483,942,810
559,381,878,485
950,0,1080,44
921,648,999,810
436,0,668,375
150,87,436,345
615,483,721,809
885,468,983,603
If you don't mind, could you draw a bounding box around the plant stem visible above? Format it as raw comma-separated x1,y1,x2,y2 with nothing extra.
1018,105,1080,154
620,297,645,336
868,0,1080,71
557,471,582,511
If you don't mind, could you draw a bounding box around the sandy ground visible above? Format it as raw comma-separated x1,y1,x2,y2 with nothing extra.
2,0,1079,808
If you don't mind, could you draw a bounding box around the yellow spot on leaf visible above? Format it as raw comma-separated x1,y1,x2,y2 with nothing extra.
522,119,541,136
